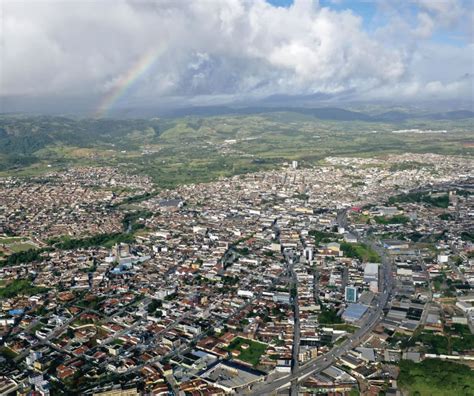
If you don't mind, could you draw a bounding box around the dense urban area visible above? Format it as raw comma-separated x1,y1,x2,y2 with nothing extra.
0,151,473,396
2,0,474,393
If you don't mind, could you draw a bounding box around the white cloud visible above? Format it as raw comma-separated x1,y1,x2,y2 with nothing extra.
414,12,435,38
0,0,472,108
413,0,464,26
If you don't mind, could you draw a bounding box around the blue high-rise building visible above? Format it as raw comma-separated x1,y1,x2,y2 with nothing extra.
345,286,358,303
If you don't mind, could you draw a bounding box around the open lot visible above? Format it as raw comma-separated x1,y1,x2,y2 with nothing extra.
225,337,268,366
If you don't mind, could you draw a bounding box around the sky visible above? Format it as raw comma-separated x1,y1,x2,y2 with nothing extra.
1,0,473,115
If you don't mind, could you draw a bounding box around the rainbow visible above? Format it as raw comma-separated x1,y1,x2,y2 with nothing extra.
94,48,162,118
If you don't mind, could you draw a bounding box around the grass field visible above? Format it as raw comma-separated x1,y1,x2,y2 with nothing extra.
0,236,27,244
8,242,38,253
226,337,268,366
340,242,380,262
0,237,38,253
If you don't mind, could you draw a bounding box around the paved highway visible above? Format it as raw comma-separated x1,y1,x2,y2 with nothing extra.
287,251,300,396
247,270,391,395
244,210,393,396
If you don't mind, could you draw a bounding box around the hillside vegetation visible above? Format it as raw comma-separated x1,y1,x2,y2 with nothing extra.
398,359,474,396
1,112,472,187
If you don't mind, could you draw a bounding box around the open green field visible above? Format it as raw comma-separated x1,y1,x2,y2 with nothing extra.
0,237,27,244
399,359,474,396
7,242,38,253
340,242,380,262
0,236,38,254
225,337,268,366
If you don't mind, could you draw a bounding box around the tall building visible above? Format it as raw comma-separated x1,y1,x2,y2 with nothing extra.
345,286,358,303
292,160,298,169
304,247,313,262
364,263,379,283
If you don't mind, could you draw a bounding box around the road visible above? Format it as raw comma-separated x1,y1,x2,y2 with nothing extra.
341,266,349,291
286,251,300,396
14,313,78,362
81,242,295,393
448,252,468,284
336,209,349,229
418,256,434,328
244,210,393,396
247,268,392,395
312,266,319,304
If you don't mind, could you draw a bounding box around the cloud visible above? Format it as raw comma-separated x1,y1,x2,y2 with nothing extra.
413,12,435,38
413,0,464,26
0,0,472,111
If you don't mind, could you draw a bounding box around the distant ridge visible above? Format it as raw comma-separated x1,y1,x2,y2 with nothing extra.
163,106,474,122
427,110,474,120
373,110,474,122
166,106,373,121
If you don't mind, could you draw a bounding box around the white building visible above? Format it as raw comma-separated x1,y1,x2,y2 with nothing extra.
364,263,379,284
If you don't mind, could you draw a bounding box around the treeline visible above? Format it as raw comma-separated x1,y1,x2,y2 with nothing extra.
461,231,473,242
147,299,163,315
0,279,49,298
49,232,135,250
5,248,50,266
122,210,153,232
309,230,336,245
397,325,474,355
4,212,152,266
3,232,139,267
388,191,449,208
318,306,343,324
439,213,454,221
399,359,474,396
374,214,410,225
112,192,158,208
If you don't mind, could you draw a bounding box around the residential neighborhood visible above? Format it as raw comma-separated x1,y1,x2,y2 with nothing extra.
0,153,472,395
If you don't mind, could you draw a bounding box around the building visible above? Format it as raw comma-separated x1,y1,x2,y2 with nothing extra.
273,292,291,305
345,286,358,303
342,304,368,323
437,254,449,264
343,233,357,243
326,242,341,253
304,247,313,262
200,361,265,393
237,290,254,298
382,240,410,250
369,281,378,293
364,263,379,284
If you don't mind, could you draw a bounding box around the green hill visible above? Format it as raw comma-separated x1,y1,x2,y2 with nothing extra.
0,113,472,187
